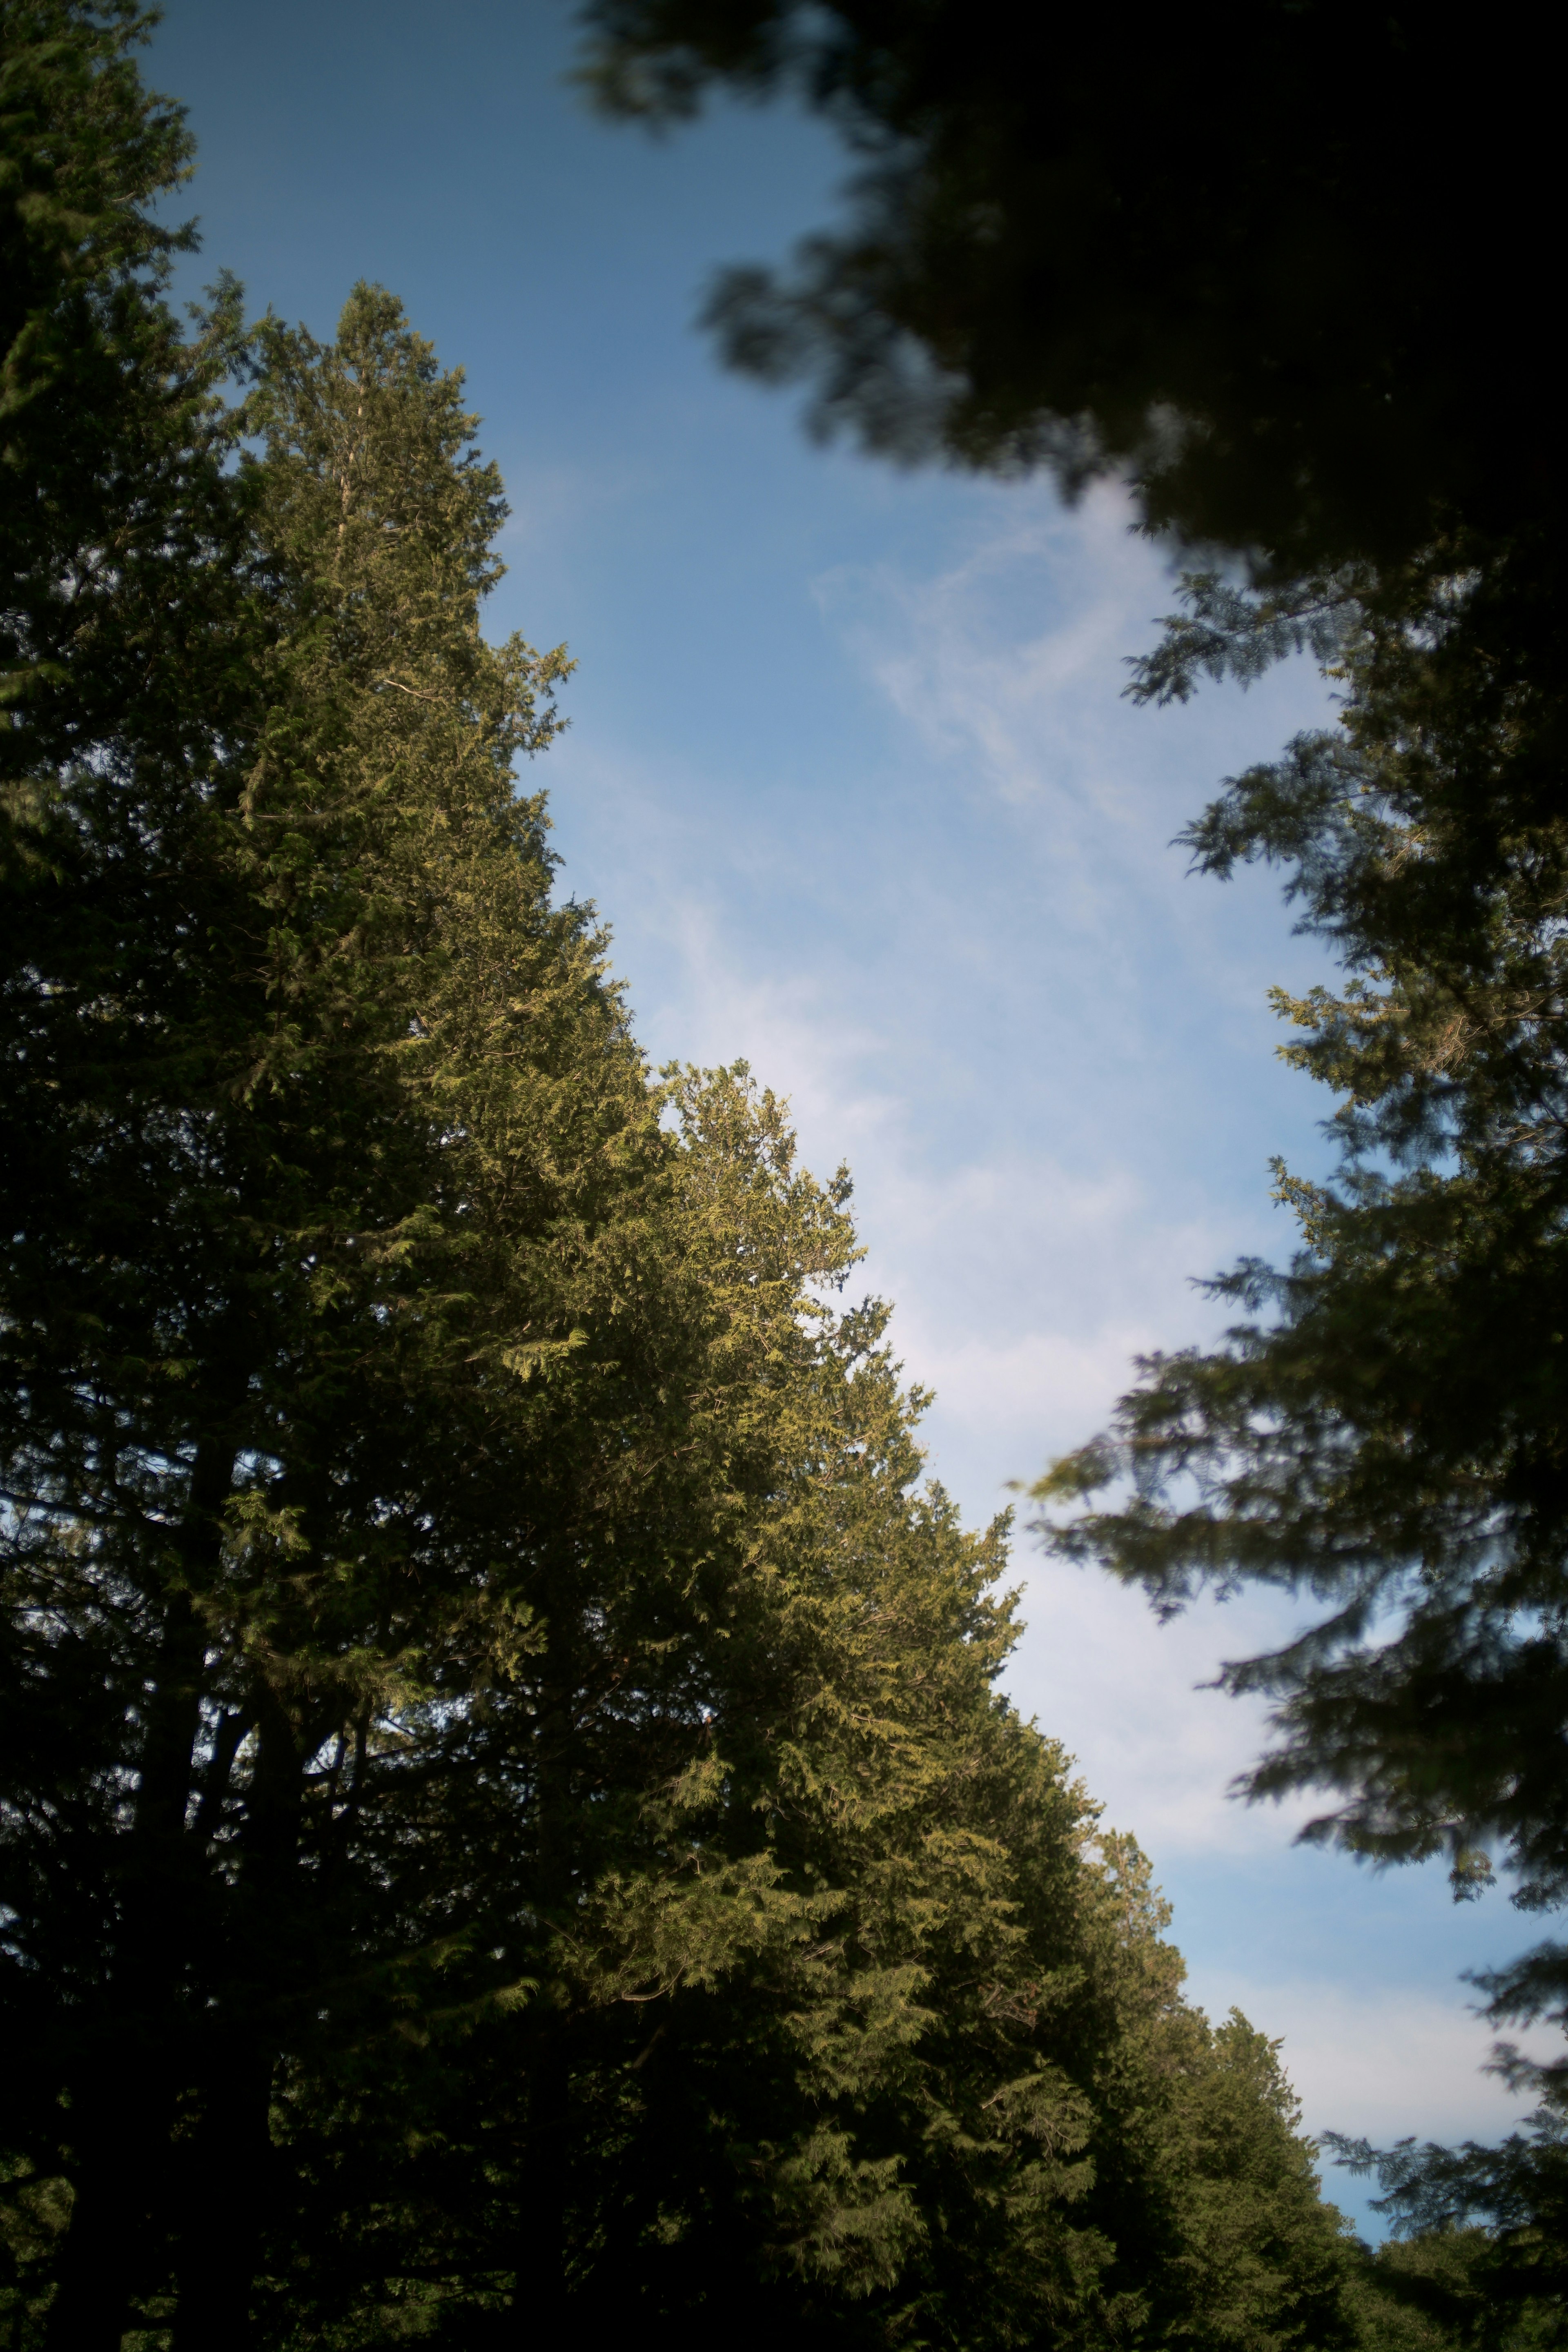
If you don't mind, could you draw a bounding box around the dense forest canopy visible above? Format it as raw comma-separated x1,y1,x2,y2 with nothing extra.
576,0,1568,2333
0,6,1447,2345
575,0,1552,576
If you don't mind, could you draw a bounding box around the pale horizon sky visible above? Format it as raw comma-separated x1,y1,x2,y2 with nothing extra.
149,0,1544,2233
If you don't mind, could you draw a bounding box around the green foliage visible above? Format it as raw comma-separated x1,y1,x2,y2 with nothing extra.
1343,2230,1492,2352
2,245,668,2342
1030,294,1568,2352
2,0,246,765
1332,2120,1568,2350
2,14,1372,2345
1033,552,1568,1917
575,0,1553,581
1332,2212,1567,2352
1147,2011,1353,2352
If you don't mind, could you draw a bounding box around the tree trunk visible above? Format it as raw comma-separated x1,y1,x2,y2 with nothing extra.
45,1423,241,2347
41,2109,155,2352
508,2027,571,2345
170,1690,302,2347
510,1691,575,2341
169,2047,276,2352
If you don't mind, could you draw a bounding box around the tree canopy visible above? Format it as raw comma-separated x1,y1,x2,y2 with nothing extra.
1025,174,1568,2352
558,0,1568,2322
575,0,1556,581
0,9,1380,2344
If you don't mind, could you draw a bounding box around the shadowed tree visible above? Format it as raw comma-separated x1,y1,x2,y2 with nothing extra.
574,0,1556,579
571,1,1568,2319
4,16,1389,2345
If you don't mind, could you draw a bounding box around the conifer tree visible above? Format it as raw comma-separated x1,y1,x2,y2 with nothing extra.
574,1,1555,581
4,21,1374,2346
1,255,699,2341
237,1067,1363,2351
2,3,256,2333
1033,558,1568,2332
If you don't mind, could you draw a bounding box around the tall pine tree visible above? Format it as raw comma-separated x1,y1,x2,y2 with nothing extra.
3,256,695,2341
4,18,1374,2344
1034,555,1568,2339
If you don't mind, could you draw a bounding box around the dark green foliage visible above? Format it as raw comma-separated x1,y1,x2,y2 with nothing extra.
2,16,259,2328
1,243,668,2341
575,0,1555,580
1,12,1373,2346
1029,246,1568,2352
1032,543,1568,2339
1342,2229,1508,2352
1332,2116,1568,2349
1034,556,1568,1920
2,0,248,772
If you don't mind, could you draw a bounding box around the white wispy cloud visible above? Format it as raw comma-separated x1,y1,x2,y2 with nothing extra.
815,479,1167,810
547,491,1342,1866
541,469,1547,2177
1201,1976,1552,2155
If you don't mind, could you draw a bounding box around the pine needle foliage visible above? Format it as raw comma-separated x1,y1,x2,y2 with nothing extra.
1032,532,1568,2342
573,1,1555,584
2,252,677,2343
3,13,1370,2346
1034,558,1568,1925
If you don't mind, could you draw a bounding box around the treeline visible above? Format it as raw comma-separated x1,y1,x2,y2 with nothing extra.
572,0,1568,2339
0,6,1428,2347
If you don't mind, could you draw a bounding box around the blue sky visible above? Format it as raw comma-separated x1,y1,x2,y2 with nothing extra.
149,0,1541,2229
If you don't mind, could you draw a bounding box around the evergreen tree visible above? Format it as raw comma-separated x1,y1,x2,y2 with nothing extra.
3,20,1377,2345
1037,568,1568,1915
2,0,223,708
1342,2229,1497,2352
574,0,1555,582
2,3,256,2334
1335,2131,1565,2349
1033,554,1568,2332
244,1078,1365,2352
1,252,696,2341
